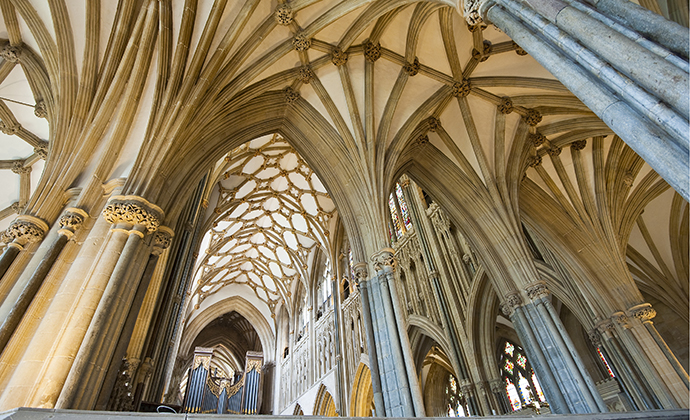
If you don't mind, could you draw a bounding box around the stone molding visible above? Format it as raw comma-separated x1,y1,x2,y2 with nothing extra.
5,215,49,246
500,292,522,317
102,195,164,233
58,207,88,239
371,248,396,272
525,282,549,300
152,226,174,256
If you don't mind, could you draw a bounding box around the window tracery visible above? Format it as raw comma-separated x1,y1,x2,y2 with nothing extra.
499,339,546,411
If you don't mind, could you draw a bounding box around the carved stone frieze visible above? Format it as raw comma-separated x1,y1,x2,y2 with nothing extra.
452,79,471,98
6,215,49,245
500,292,523,317
364,41,381,62
0,44,20,62
403,57,420,76
523,109,542,126
152,226,174,256
331,48,348,66
284,87,300,104
498,97,513,114
102,195,164,233
371,248,396,272
292,34,311,51
571,139,587,151
274,4,293,25
525,282,549,300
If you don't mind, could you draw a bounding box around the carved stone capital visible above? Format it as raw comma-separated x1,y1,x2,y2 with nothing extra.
152,226,174,256
525,282,549,300
58,207,88,238
500,292,523,317
292,34,311,51
371,248,396,272
588,329,602,347
523,109,542,126
452,79,471,98
274,4,293,25
0,44,20,63
364,41,381,62
34,101,47,118
403,57,420,76
102,195,164,233
498,97,513,114
331,48,348,66
571,140,587,151
284,87,300,104
6,215,49,245
611,311,631,329
629,303,656,323
353,263,368,285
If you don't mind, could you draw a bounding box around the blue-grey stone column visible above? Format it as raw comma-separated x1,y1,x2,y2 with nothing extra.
355,264,386,417
479,0,690,201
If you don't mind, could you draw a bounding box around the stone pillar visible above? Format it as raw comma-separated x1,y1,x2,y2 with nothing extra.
371,249,415,417
56,195,164,410
0,216,48,290
0,209,87,353
354,264,386,417
96,227,173,410
475,0,690,201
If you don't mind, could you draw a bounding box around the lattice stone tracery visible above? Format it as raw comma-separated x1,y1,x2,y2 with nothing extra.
192,135,335,315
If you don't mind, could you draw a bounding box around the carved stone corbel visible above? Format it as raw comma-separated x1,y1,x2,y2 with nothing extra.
628,303,656,324
58,207,88,239
5,215,49,248
102,195,164,233
152,226,174,256
371,248,396,272
500,292,523,317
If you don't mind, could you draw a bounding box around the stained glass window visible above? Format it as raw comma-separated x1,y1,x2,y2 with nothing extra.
504,360,514,375
389,194,403,239
446,374,468,417
500,339,546,411
531,371,546,402
516,353,526,369
597,348,615,378
505,378,522,411
395,183,413,230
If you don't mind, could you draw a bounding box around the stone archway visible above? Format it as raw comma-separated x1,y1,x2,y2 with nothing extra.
350,363,374,417
314,384,337,417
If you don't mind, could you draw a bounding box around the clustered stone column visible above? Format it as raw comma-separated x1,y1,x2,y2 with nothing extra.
466,0,689,201
56,195,165,410
0,209,87,352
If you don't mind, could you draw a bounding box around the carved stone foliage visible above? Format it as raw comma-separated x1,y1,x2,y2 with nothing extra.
529,132,546,147
11,161,29,174
629,303,656,323
571,139,587,151
452,79,471,98
527,155,542,168
498,97,513,114
34,101,47,118
415,134,429,147
34,146,48,160
292,34,311,51
274,4,293,26
403,57,420,76
371,248,396,272
58,208,88,238
523,109,542,126
547,146,562,157
588,329,602,347
525,282,549,300
500,292,523,317
0,44,20,62
0,121,21,135
298,66,314,84
364,41,381,62
284,87,300,104
102,196,164,233
331,48,348,66
427,117,441,132
6,215,49,245
353,263,368,285
152,226,174,256
463,0,487,25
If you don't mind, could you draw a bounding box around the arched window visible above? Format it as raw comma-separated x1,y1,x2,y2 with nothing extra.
388,182,414,240
446,374,468,417
499,339,546,411
316,258,332,319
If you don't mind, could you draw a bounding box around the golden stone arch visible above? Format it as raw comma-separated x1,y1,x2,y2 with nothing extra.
349,363,374,417
313,384,337,417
